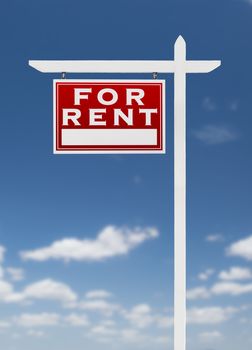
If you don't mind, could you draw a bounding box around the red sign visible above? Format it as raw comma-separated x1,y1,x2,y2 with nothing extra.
54,80,165,153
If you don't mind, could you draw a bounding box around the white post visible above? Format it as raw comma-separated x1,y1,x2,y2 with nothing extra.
174,36,187,350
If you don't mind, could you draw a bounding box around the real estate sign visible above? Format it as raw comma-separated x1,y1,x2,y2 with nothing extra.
54,80,165,153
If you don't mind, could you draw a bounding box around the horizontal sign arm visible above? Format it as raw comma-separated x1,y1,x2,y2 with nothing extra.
185,60,221,73
29,60,176,73
29,59,221,74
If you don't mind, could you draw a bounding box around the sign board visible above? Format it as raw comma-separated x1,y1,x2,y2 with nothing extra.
54,80,166,153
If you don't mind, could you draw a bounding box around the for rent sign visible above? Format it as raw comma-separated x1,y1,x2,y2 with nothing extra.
54,80,165,153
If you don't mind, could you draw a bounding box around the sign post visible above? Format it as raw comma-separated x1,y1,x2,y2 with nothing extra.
29,36,221,350
174,36,187,350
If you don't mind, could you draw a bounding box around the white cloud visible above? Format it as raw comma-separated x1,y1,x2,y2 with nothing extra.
20,226,159,262
202,97,217,111
64,313,89,327
0,246,24,288
211,281,252,296
156,315,173,328
6,268,25,281
198,330,222,341
88,323,162,346
219,267,252,281
198,268,215,281
193,125,238,145
13,312,89,330
121,328,141,342
15,313,60,327
79,299,120,316
120,328,159,345
91,324,117,337
123,304,154,329
101,320,116,327
2,292,24,303
206,234,224,242
226,235,252,261
0,321,11,329
0,279,77,305
87,319,118,342
187,287,211,300
187,277,252,299
0,280,14,301
22,279,77,304
0,266,4,279
85,290,112,299
121,328,152,345
187,306,237,324
0,246,6,264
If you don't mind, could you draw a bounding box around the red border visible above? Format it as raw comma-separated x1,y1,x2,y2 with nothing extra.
55,82,164,152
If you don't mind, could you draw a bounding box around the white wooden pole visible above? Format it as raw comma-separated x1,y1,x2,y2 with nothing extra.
174,35,187,350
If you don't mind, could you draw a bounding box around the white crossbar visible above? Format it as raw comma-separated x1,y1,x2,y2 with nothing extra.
29,59,220,74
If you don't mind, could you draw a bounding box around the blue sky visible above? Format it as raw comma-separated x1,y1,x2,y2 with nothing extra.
0,0,252,349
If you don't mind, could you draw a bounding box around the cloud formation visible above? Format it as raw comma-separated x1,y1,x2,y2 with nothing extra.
226,235,252,261
187,306,237,324
79,299,120,316
15,313,60,327
187,287,211,300
198,268,215,281
20,226,159,262
123,304,154,329
219,267,252,281
85,290,112,299
202,97,217,111
65,313,90,327
0,278,77,305
211,281,252,296
0,246,5,264
206,234,224,243
0,280,14,301
198,330,222,341
193,125,238,145
6,268,25,282
22,279,77,304
188,280,252,299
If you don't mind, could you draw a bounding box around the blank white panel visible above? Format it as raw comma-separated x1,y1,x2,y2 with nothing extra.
61,129,158,146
